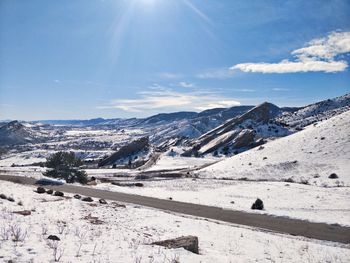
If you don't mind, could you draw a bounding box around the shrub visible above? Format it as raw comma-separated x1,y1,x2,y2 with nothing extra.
251,198,264,210
43,152,87,184
328,173,339,179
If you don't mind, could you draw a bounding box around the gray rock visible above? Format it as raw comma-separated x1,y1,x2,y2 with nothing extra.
36,187,46,194
47,235,60,241
152,236,199,254
81,197,93,202
53,191,64,197
99,199,107,204
251,198,264,210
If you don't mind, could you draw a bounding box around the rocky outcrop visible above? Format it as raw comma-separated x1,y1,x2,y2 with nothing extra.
182,102,288,156
152,236,199,254
98,137,149,167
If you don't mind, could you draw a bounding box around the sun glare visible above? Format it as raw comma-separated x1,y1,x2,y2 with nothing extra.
139,0,157,5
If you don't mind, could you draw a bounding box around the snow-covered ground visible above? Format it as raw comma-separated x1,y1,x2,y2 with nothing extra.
145,155,218,171
93,178,350,226
199,110,350,187
0,181,349,262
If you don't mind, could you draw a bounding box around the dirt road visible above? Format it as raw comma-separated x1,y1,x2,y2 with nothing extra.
1,174,349,244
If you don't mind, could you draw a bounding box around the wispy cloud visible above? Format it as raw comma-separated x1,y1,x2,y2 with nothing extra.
158,72,183,79
178,81,195,88
196,68,235,79
272,87,290,91
98,86,240,113
232,31,350,73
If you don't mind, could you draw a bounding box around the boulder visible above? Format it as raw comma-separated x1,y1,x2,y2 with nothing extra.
251,198,264,210
134,183,144,187
46,189,53,194
37,187,46,194
74,194,81,199
7,197,15,202
152,236,199,254
0,193,7,199
53,191,64,197
328,173,339,179
47,235,60,241
99,199,107,204
13,210,31,216
81,197,93,202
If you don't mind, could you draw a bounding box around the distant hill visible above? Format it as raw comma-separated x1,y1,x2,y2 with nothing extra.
198,109,350,187
0,121,43,146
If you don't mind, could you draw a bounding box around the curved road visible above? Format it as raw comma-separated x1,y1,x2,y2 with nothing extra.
1,174,349,244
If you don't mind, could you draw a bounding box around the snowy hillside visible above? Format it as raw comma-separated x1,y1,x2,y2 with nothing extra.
0,121,45,146
183,102,292,157
198,110,350,187
277,93,350,129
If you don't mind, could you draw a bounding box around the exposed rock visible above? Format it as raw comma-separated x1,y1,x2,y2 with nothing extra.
53,191,64,197
84,214,104,225
134,183,144,187
36,187,46,194
0,193,7,199
98,137,149,167
74,194,81,199
81,197,93,202
152,236,199,254
111,202,126,208
46,189,53,194
99,199,107,204
329,173,339,179
47,235,60,241
13,210,31,216
251,198,264,210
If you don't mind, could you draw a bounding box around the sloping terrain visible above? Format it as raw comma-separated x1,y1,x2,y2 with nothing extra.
198,110,350,186
277,93,350,129
182,102,291,156
0,121,44,146
1,181,349,262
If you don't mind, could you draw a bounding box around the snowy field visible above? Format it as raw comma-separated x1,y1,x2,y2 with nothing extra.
145,155,219,171
0,181,349,263
93,178,350,226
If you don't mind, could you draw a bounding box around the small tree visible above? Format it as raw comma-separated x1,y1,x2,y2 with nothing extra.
44,151,88,184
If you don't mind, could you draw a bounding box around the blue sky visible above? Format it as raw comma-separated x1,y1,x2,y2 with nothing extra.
0,0,349,120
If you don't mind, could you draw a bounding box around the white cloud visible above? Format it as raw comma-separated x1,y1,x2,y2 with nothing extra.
179,81,195,88
232,31,350,73
99,87,240,113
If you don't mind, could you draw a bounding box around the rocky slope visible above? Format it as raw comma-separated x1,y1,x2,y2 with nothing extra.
0,121,44,146
198,109,350,187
